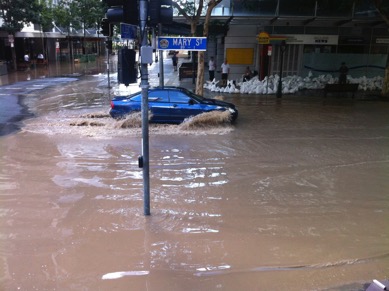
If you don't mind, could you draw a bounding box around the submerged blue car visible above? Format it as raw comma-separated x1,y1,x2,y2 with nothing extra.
110,86,238,124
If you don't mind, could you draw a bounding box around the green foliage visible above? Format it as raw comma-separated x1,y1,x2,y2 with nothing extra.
72,0,104,30
40,1,55,31
52,0,80,31
0,0,42,32
174,0,207,17
48,0,103,32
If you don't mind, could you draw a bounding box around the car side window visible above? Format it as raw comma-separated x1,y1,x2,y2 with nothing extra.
169,90,190,103
149,90,169,102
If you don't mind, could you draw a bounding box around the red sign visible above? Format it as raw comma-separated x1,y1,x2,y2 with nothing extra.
267,45,272,56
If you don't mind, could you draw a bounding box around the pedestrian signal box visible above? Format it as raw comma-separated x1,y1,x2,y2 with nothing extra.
118,48,137,86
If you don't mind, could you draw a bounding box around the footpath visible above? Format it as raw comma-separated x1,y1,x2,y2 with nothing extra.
148,51,196,90
147,53,382,100
0,53,382,101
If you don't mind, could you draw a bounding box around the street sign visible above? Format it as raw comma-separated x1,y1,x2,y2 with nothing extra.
120,23,137,39
157,37,207,51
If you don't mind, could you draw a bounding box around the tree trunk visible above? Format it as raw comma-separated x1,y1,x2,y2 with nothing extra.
196,52,205,95
195,0,221,95
172,0,221,95
83,26,86,55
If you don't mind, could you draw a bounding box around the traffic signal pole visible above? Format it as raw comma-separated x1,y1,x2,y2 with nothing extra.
139,0,151,215
158,24,164,87
102,0,152,215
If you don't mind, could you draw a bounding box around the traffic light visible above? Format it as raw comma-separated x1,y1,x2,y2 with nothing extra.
118,48,137,85
100,18,112,36
103,0,138,25
148,0,173,26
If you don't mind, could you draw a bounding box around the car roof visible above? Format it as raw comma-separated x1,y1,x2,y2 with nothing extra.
113,86,198,100
151,86,187,91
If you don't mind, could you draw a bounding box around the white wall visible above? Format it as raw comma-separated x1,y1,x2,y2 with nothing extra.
224,25,258,81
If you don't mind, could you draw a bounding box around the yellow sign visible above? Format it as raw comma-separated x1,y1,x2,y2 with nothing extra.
226,48,254,65
257,32,270,44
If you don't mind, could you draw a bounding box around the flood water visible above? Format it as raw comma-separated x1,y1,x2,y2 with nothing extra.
0,68,388,290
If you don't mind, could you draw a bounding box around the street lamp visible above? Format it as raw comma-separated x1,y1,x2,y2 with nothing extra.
276,40,287,98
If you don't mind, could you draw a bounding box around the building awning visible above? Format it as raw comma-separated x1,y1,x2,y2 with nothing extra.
15,31,45,38
14,31,103,39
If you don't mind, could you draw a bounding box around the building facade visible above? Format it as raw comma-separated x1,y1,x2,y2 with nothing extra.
1,0,388,81
0,0,104,73
206,0,389,81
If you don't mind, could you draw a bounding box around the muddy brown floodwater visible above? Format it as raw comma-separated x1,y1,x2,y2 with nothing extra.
0,75,388,291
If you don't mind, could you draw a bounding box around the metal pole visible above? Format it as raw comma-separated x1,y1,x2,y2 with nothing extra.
107,37,111,89
158,23,164,87
192,51,196,85
140,0,151,216
277,41,286,98
276,53,283,98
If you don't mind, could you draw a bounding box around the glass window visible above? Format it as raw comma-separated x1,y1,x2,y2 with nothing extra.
305,26,338,35
271,26,305,34
129,94,141,101
303,45,336,53
279,0,316,16
233,0,277,16
370,45,389,54
354,0,379,18
169,90,190,103
337,45,368,54
373,28,389,37
148,90,169,102
316,0,354,17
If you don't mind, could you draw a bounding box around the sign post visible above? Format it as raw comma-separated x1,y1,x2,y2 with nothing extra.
139,0,150,216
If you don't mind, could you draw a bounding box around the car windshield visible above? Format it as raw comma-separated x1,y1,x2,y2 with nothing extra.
129,92,141,102
178,87,206,102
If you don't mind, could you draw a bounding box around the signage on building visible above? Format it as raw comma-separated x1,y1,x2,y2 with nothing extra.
339,37,366,44
283,35,338,45
257,34,338,45
157,37,207,51
376,38,389,44
257,32,270,44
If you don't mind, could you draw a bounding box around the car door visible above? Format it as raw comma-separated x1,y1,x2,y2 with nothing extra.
147,89,171,122
168,89,204,122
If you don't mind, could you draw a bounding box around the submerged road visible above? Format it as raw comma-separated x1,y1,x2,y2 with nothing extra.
0,54,388,290
0,78,80,136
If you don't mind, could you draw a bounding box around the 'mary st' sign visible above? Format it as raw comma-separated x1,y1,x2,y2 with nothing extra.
157,37,207,51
